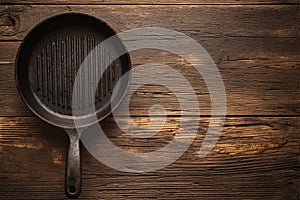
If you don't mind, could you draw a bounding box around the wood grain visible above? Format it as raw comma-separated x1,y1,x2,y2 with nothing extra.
0,5,299,40
0,116,299,199
0,2,299,200
0,0,298,5
1,42,299,116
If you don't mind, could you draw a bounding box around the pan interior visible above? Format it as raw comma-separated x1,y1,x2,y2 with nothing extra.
16,13,130,128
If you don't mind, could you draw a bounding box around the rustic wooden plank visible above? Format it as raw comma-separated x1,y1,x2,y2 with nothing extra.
0,0,298,5
2,36,299,64
0,5,299,40
1,40,299,116
0,3,299,200
0,116,299,199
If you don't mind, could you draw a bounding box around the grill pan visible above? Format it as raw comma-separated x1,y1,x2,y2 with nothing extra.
15,13,131,198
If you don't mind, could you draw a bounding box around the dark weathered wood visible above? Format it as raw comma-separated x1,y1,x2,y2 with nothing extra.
0,116,299,199
1,41,299,116
0,0,299,5
0,5,299,40
0,3,299,200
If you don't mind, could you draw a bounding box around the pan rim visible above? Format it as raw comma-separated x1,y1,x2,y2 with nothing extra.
15,12,131,129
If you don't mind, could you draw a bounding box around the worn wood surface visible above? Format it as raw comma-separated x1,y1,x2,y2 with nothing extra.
0,0,299,5
0,2,300,200
1,50,300,117
0,5,299,116
0,5,299,40
1,116,300,199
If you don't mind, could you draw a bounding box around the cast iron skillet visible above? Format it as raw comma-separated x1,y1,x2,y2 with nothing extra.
15,13,131,198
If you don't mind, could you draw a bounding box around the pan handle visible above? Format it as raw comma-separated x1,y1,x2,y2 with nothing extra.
65,129,81,198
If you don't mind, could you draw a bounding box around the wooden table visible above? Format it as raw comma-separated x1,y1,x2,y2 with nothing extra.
0,1,299,199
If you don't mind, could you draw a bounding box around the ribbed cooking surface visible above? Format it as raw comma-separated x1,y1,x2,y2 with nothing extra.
31,34,117,116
